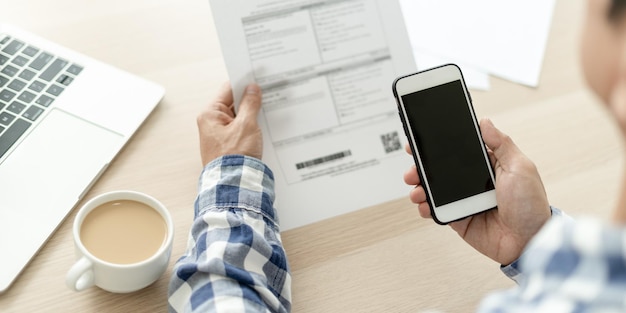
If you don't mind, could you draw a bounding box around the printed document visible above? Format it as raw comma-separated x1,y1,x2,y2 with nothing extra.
210,0,417,230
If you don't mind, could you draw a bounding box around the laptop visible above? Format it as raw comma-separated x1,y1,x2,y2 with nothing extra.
0,24,165,293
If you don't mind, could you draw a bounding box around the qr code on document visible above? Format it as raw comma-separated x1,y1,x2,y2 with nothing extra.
380,131,401,153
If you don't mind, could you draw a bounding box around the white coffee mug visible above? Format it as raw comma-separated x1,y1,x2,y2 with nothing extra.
66,190,174,293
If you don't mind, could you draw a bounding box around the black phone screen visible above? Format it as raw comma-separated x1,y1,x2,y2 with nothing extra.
401,80,495,207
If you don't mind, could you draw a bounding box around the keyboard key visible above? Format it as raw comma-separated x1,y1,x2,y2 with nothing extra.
18,91,36,103
7,79,26,92
29,52,53,70
0,89,16,102
56,74,74,86
19,69,36,81
0,111,16,126
0,102,5,111
11,55,29,67
28,81,46,93
0,118,31,158
1,65,18,77
40,58,68,81
0,36,10,45
2,39,24,55
0,54,8,66
0,75,8,88
0,125,5,134
46,84,64,96
67,64,83,75
35,95,54,107
22,105,44,121
22,46,39,57
7,101,26,115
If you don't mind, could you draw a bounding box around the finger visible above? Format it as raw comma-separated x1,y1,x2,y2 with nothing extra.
480,118,521,165
214,82,234,106
417,202,432,219
197,106,233,128
486,149,496,169
236,84,262,123
403,164,420,185
208,100,235,118
208,83,235,118
405,143,412,155
409,185,427,204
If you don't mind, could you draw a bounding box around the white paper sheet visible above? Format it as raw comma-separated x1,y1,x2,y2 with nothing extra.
400,0,556,87
210,0,418,230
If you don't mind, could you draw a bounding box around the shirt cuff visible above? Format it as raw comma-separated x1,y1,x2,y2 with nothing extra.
195,155,278,227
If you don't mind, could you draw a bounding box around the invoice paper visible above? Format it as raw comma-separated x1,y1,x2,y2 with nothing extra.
209,0,417,230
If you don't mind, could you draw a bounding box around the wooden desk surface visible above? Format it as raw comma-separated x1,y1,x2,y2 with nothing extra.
1,0,621,312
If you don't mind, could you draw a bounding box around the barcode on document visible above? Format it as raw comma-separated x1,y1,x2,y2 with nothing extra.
381,131,401,153
296,150,352,170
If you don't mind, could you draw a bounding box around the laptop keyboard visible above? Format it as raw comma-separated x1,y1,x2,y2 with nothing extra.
0,34,83,159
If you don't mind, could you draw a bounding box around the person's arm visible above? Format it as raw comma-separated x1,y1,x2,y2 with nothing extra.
168,155,291,313
168,83,291,313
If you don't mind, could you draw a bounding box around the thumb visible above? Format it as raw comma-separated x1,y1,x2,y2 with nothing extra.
236,84,262,123
480,118,519,164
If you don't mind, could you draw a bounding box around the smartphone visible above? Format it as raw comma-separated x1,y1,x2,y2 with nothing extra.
392,64,496,225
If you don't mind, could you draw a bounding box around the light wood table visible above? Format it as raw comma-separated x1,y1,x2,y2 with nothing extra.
1,0,621,312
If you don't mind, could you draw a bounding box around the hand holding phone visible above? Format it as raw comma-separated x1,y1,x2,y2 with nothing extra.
395,66,552,263
406,118,553,265
393,64,497,224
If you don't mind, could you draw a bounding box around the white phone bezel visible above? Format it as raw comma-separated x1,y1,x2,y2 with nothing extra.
394,64,497,224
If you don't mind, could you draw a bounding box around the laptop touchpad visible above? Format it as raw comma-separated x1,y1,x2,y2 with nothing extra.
0,109,123,286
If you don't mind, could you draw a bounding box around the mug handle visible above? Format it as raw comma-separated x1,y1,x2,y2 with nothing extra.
66,257,95,291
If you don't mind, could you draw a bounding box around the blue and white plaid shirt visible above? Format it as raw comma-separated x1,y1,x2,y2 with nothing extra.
478,213,626,312
168,155,626,312
168,156,291,313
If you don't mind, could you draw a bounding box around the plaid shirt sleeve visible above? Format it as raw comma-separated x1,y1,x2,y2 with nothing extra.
478,214,626,312
168,155,292,313
499,206,574,283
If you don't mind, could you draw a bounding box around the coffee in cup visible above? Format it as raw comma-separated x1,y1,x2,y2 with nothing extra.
66,191,174,293
80,199,167,264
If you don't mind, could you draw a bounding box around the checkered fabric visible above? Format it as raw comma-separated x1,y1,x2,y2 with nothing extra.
479,213,626,312
168,155,291,313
